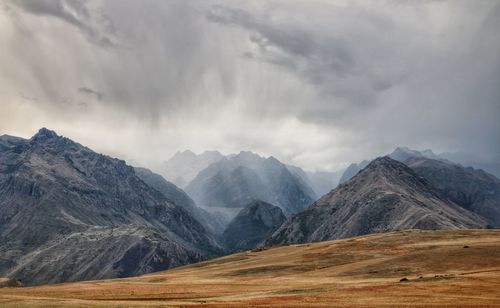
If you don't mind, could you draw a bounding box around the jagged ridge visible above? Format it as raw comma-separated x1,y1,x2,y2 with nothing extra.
267,156,486,245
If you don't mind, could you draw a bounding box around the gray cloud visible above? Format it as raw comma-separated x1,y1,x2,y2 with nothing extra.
78,87,102,101
0,0,499,171
207,4,399,111
9,0,117,48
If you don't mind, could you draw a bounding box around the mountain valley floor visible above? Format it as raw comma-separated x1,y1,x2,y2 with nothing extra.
0,229,499,307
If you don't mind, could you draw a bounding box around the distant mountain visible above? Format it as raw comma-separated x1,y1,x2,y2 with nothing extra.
267,157,485,245
186,151,316,219
405,156,500,227
222,200,285,252
134,167,225,235
161,150,224,188
0,129,222,285
339,160,370,184
338,146,445,185
390,147,500,179
389,146,442,162
163,149,338,200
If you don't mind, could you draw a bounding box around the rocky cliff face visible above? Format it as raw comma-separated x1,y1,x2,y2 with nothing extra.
267,157,485,245
405,156,500,227
0,129,221,285
222,200,286,252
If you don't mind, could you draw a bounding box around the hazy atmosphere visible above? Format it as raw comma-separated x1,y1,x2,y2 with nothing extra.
1,0,499,171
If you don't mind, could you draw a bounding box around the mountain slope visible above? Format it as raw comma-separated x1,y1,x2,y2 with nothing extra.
0,129,221,285
405,156,500,227
133,167,225,234
185,151,316,217
222,200,286,252
267,157,485,245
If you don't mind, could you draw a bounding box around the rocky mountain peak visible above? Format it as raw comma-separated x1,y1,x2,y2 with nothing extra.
345,156,414,185
365,156,408,171
390,146,440,162
0,130,222,285
32,127,59,140
267,155,485,245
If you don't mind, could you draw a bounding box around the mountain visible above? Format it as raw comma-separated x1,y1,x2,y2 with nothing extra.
390,147,500,180
338,160,370,184
222,200,286,252
339,147,446,185
133,167,225,235
267,157,485,245
163,149,338,200
185,151,316,219
405,156,500,227
161,150,224,187
0,128,221,285
389,146,442,163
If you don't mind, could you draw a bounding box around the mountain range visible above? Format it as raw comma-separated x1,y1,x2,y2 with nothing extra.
267,156,486,245
336,146,500,227
160,150,224,188
162,150,342,201
339,146,500,184
0,129,221,285
185,151,317,221
406,156,500,227
0,128,498,286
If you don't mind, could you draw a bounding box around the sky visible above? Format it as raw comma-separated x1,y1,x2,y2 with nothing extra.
0,0,499,171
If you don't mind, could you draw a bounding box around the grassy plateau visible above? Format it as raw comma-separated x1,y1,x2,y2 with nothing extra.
1,229,499,307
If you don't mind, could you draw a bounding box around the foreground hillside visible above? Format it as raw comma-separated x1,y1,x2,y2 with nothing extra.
1,229,499,307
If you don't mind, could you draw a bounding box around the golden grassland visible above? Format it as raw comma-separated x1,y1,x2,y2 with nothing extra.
1,229,500,307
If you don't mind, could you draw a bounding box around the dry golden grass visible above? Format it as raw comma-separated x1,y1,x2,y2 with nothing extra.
1,229,500,307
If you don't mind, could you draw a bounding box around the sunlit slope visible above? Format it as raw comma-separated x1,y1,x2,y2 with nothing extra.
1,229,500,307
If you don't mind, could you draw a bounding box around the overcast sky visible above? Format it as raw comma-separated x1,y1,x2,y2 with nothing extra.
1,0,499,171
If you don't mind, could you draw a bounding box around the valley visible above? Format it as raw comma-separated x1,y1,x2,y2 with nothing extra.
1,229,499,307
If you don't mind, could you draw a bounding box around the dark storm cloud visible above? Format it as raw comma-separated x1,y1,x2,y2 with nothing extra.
10,0,117,48
205,1,500,160
206,3,404,121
